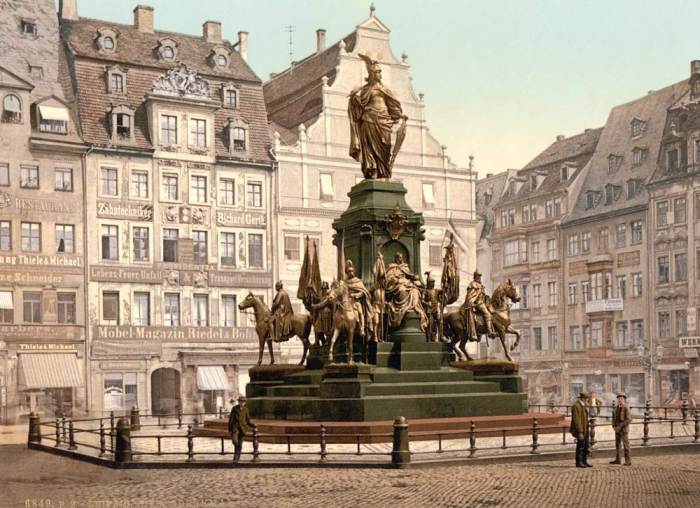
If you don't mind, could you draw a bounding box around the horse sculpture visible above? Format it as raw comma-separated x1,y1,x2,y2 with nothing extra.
444,279,521,362
325,280,368,364
238,292,312,366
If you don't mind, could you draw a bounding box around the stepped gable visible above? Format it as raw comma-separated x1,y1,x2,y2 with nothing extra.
566,81,687,224
60,17,272,161
263,31,357,133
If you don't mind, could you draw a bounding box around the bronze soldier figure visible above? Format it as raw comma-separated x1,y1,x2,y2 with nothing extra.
343,260,374,337
460,269,496,340
271,281,293,342
228,396,254,462
610,392,632,466
311,281,333,346
422,271,444,342
570,391,592,468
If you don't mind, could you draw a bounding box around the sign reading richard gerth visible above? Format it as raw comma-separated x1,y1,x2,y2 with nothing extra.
93,326,258,342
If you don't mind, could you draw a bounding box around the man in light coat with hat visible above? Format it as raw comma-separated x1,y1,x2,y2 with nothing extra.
610,392,632,465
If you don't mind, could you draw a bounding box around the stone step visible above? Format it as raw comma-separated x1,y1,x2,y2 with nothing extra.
374,350,448,370
268,384,321,397
371,367,474,383
364,380,501,396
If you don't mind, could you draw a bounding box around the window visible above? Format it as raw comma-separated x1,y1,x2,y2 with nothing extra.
615,321,628,348
504,239,527,266
0,221,10,250
103,373,137,413
21,19,37,35
605,185,614,205
2,94,22,123
160,115,177,145
590,321,603,348
55,224,74,253
232,127,246,151
23,291,41,323
570,326,582,350
547,326,557,351
0,163,8,186
615,223,626,248
667,149,679,171
217,54,228,67
561,166,569,181
192,231,207,264
520,330,529,351
220,232,236,266
284,235,300,261
674,197,687,224
190,119,207,147
617,275,626,299
111,73,124,94
532,284,541,308
55,168,73,191
631,320,644,346
591,273,603,300
530,241,540,263
38,106,68,134
608,155,622,174
567,234,579,256
163,46,175,59
320,173,335,202
657,201,669,226
21,222,40,252
164,294,180,326
675,253,687,282
545,200,553,218
599,228,609,251
132,292,150,326
522,205,530,224
581,232,591,254
658,311,670,338
519,285,529,309
193,295,208,326
101,225,118,260
429,244,442,266
547,281,557,306
630,220,642,244
582,325,591,348
248,233,263,268
586,192,596,210
132,227,149,261
221,295,237,327
20,165,38,188
631,120,643,138
102,291,119,324
500,208,515,227
422,182,435,209
247,181,263,208
0,291,12,323
131,171,148,198
101,168,118,196
190,175,207,203
533,327,542,351
162,229,178,262
657,256,669,284
546,239,557,260
627,179,640,199
581,281,590,303
115,113,131,139
632,273,642,297
220,178,235,205
676,310,688,336
162,174,178,201
223,88,237,108
568,283,577,305
103,36,115,50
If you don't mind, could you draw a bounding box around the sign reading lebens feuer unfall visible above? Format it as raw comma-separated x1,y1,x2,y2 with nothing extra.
93,326,258,342
216,210,267,228
89,264,272,288
97,201,153,221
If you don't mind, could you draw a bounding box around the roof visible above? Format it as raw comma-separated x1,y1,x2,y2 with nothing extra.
263,32,357,130
523,129,603,170
476,171,509,241
650,100,700,184
566,81,687,224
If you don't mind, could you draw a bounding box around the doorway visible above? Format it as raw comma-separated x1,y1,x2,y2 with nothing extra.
151,368,181,415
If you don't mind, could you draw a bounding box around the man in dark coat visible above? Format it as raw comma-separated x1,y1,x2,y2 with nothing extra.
570,391,592,468
228,396,254,462
610,392,632,465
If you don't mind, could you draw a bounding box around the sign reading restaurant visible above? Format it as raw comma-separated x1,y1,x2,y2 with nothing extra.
93,326,258,342
97,201,153,221
679,336,700,348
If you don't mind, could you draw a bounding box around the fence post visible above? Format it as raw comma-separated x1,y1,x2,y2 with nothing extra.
115,418,132,466
530,418,539,454
177,408,183,429
642,406,650,446
588,415,596,449
468,421,477,457
130,406,141,431
694,410,699,443
391,416,410,468
28,412,41,446
682,400,689,424
186,425,194,462
99,420,106,457
319,424,327,462
61,416,67,444
110,411,115,452
219,406,223,419
68,420,77,450
252,424,260,462
54,418,60,447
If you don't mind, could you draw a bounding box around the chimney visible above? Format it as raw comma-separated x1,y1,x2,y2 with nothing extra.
203,21,222,43
556,134,566,141
316,29,326,53
133,5,154,33
691,60,700,77
486,173,494,178
59,0,78,21
584,128,591,133
238,31,249,62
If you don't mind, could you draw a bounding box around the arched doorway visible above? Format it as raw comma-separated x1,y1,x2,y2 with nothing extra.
151,368,181,415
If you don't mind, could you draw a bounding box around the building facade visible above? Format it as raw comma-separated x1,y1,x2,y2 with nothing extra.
60,2,275,416
0,0,86,423
264,9,478,311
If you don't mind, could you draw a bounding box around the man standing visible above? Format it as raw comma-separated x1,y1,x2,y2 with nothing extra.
271,281,293,342
610,392,632,466
460,270,496,341
571,391,592,468
228,396,254,462
588,391,603,417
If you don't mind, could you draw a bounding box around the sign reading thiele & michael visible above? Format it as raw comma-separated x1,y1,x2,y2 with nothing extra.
93,326,258,342
97,201,153,221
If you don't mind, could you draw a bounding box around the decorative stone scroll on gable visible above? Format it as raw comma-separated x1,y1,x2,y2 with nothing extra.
152,63,210,99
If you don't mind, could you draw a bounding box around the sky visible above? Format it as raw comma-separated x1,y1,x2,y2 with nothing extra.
73,0,700,175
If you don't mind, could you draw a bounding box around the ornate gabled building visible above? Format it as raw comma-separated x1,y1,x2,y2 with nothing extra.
59,1,275,416
264,7,477,309
562,81,686,408
0,0,86,423
646,61,700,407
487,128,601,405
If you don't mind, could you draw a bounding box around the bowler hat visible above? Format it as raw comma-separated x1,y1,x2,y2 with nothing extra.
616,392,627,399
238,395,247,402
578,391,589,399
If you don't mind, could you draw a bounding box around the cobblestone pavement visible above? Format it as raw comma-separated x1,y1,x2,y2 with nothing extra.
1,445,699,508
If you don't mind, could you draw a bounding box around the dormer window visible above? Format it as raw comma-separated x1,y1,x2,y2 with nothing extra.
103,37,115,50
608,154,622,174
106,65,127,95
631,118,645,138
96,28,119,53
530,174,537,191
667,148,679,172
116,114,130,137
222,85,238,108
227,117,249,153
156,38,179,61
21,19,37,36
109,105,135,143
605,185,614,205
217,55,228,67
209,47,230,69
561,166,569,181
163,46,175,59
2,94,22,123
631,147,647,167
111,74,123,93
232,127,246,151
38,105,69,134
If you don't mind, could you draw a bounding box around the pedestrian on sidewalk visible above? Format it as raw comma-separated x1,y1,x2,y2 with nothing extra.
570,391,592,468
588,391,603,417
228,396,254,462
610,392,632,466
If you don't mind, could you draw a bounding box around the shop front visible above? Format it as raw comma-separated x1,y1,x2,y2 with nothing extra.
16,352,83,419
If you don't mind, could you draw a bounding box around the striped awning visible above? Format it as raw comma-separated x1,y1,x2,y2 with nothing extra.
18,354,82,388
38,105,69,121
196,366,232,391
